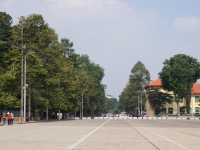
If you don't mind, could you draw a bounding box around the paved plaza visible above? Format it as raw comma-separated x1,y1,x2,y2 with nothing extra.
0,119,200,150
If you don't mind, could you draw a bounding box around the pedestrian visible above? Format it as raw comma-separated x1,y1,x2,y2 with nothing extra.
7,112,11,125
0,112,2,124
3,113,6,125
11,112,14,125
136,110,139,119
141,111,144,119
57,113,59,120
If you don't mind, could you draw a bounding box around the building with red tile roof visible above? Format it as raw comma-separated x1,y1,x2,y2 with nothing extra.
146,79,162,88
145,79,200,116
146,79,200,95
192,84,200,95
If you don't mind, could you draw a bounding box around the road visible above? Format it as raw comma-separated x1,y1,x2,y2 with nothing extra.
0,119,200,150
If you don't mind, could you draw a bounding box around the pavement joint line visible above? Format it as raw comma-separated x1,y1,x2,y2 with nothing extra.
138,127,191,150
128,124,161,150
65,119,110,150
152,132,191,150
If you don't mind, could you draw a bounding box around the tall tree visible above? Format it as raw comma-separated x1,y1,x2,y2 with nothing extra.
119,61,150,114
72,55,106,118
159,54,200,114
0,12,20,110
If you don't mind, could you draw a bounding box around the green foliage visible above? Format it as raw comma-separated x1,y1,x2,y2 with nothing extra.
160,54,200,114
119,61,150,113
0,12,20,110
72,54,106,116
0,12,106,118
104,97,119,114
61,38,74,57
0,12,12,53
0,92,19,109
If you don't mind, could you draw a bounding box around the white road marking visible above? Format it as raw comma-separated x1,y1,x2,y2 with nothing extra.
65,119,109,150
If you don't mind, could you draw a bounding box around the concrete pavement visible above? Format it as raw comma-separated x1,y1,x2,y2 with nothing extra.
0,119,199,150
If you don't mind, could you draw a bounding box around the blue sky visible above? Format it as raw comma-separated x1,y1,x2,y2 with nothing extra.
132,0,200,16
1,0,200,97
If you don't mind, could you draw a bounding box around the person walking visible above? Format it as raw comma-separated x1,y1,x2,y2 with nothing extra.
0,112,2,124
136,110,139,119
2,113,6,125
7,112,11,125
11,112,14,125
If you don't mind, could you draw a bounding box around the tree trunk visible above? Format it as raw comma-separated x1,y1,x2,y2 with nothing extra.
174,95,180,116
46,105,49,121
79,100,81,119
166,103,169,116
176,101,180,116
80,92,84,120
186,94,191,115
90,102,95,119
28,85,31,121
74,112,76,120
91,108,95,119
58,109,61,120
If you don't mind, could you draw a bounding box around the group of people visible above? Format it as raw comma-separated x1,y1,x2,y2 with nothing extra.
0,112,14,125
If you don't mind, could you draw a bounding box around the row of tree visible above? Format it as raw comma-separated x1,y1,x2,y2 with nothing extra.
120,54,200,115
0,12,112,120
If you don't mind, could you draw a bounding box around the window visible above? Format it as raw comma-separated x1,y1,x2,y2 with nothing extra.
168,108,173,114
195,96,200,103
195,107,200,113
179,99,183,103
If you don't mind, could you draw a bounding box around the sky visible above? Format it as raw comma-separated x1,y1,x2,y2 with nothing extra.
1,0,200,97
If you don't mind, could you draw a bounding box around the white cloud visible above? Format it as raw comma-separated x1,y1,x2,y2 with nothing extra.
173,16,200,33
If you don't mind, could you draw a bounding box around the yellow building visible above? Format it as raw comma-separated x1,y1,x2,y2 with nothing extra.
191,84,200,114
145,79,200,116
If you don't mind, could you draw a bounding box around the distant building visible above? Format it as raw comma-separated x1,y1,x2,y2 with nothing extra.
145,79,200,116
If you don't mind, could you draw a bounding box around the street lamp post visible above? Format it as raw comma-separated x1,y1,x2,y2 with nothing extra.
20,47,24,122
20,25,27,123
20,25,24,123
81,91,84,120
141,92,143,116
23,53,27,122
137,94,140,116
